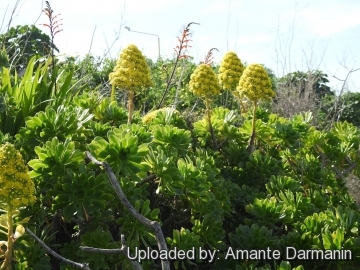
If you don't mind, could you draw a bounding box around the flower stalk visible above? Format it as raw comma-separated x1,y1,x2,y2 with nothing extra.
40,1,63,95
189,63,221,150
205,98,218,150
156,22,199,109
0,208,13,270
236,64,275,152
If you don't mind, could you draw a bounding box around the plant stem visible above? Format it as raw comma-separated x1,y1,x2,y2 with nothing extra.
173,58,187,110
1,209,13,270
111,85,116,102
51,38,56,96
248,102,257,153
156,57,180,109
156,22,199,109
205,99,217,150
239,98,246,113
224,89,229,107
127,91,134,124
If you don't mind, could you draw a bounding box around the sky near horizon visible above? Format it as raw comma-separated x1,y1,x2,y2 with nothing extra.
1,0,360,92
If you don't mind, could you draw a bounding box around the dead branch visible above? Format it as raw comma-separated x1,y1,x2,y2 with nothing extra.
80,234,143,270
326,66,360,129
85,151,170,270
25,228,91,270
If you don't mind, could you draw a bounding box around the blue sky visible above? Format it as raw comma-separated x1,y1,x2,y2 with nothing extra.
1,0,360,92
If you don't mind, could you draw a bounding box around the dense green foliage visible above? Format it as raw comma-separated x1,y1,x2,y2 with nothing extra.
321,92,360,127
277,70,333,98
0,25,58,71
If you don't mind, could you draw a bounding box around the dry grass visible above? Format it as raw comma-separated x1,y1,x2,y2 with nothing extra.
271,72,325,127
344,174,360,207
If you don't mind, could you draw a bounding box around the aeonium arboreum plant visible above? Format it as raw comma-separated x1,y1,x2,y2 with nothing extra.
109,44,152,124
189,63,221,149
0,143,36,269
218,51,245,111
236,63,275,152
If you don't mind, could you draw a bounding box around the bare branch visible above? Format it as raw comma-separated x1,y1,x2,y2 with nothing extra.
80,234,143,270
327,66,360,128
79,26,97,80
136,174,157,186
85,151,170,270
0,5,9,39
100,1,126,62
0,0,20,55
173,58,190,109
25,228,91,270
5,0,20,33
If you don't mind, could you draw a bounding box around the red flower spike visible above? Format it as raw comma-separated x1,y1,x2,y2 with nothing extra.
40,1,63,95
156,22,200,109
201,48,219,67
41,1,63,38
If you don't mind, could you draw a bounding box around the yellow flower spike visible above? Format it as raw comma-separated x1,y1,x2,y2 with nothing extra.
0,143,35,269
109,44,152,123
0,143,36,210
218,51,244,91
189,64,221,99
237,63,275,103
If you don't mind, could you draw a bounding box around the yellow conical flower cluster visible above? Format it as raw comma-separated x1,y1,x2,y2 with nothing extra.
218,51,244,90
109,44,152,123
0,143,36,210
109,44,152,92
189,64,221,99
236,64,275,102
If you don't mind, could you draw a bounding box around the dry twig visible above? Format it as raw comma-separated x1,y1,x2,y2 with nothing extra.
25,228,91,270
85,151,170,270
